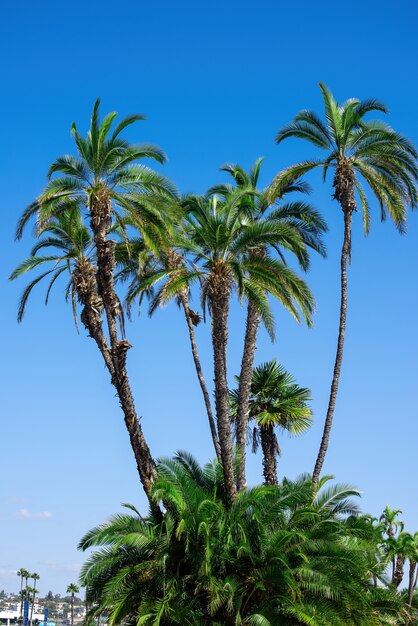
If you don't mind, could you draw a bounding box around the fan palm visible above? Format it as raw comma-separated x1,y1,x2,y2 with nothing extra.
133,192,315,501
210,159,326,490
230,360,312,485
272,83,418,489
14,100,177,500
79,453,405,625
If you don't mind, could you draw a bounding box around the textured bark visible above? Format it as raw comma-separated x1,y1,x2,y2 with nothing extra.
73,245,157,503
260,424,278,485
392,553,405,589
210,272,236,502
312,161,355,490
90,190,121,344
408,561,417,605
180,292,221,460
236,298,261,490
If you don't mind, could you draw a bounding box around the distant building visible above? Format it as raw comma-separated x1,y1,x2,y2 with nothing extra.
0,611,51,626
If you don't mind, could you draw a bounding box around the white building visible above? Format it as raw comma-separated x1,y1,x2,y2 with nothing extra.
0,611,47,626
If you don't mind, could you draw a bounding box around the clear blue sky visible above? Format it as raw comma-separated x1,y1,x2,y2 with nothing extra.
1,0,417,596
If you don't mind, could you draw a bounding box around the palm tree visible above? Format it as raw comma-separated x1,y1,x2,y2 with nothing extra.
79,453,404,625
388,532,412,590
404,533,418,606
135,192,315,501
66,584,79,626
380,506,404,581
29,574,40,626
14,100,177,500
16,569,29,618
230,360,312,485
272,83,418,489
211,159,326,489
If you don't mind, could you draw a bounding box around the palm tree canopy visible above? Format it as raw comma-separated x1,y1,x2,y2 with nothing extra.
271,82,418,233
130,193,316,339
231,359,312,434
10,207,92,324
209,157,328,269
66,584,80,594
16,99,178,252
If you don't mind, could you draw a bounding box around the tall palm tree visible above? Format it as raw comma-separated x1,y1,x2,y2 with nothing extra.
135,192,315,501
272,83,418,489
211,159,326,489
66,584,79,626
16,569,29,618
28,574,40,626
230,360,312,485
14,100,177,500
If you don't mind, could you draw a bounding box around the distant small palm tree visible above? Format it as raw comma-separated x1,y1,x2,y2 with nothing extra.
66,584,79,626
230,360,312,485
16,569,29,618
272,83,418,489
29,574,40,626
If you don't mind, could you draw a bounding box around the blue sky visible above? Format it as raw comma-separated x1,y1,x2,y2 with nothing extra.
1,0,418,595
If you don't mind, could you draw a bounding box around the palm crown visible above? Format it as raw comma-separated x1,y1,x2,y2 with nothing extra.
271,82,418,233
16,99,177,245
10,207,91,324
230,360,312,485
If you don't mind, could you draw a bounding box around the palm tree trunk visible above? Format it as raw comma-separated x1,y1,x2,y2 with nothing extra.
210,278,236,502
73,256,157,503
260,424,278,485
19,575,23,618
312,206,353,489
71,594,74,626
392,554,405,589
408,561,416,605
29,591,35,626
179,292,221,460
236,299,261,490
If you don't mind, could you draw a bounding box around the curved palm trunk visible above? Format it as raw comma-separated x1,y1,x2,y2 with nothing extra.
210,278,236,502
392,553,405,589
408,561,417,605
312,165,354,490
260,424,278,485
179,292,221,460
71,190,158,505
236,299,261,490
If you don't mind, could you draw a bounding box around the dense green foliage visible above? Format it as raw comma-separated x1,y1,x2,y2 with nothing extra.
79,454,414,625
